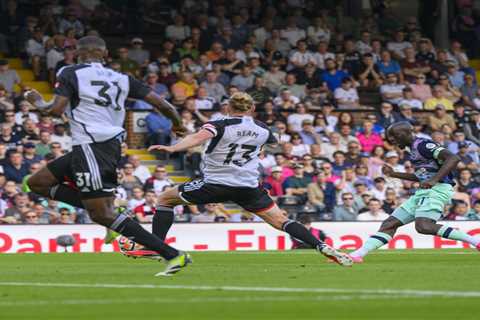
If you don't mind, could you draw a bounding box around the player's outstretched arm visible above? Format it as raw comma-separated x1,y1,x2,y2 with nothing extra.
382,164,420,182
420,149,460,189
148,129,214,153
143,92,187,136
25,90,69,117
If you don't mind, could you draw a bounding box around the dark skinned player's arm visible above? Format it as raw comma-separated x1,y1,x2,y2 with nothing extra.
429,149,460,183
143,92,182,129
389,171,420,182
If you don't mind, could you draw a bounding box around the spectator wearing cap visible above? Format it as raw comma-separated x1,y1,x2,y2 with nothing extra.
165,14,190,42
321,58,349,91
397,103,415,124
51,123,72,151
201,71,226,104
357,198,389,221
298,119,322,146
334,77,360,109
128,38,150,66
356,120,383,153
424,86,454,110
398,87,423,109
409,73,433,102
23,142,42,167
4,151,28,183
308,170,336,213
460,73,480,109
333,192,359,220
114,47,139,78
263,166,285,197
58,10,84,37
0,59,21,95
385,150,405,174
356,53,382,88
427,104,456,132
380,72,405,105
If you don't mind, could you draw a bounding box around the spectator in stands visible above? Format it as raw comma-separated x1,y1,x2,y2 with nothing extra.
356,30,373,55
424,86,454,111
191,203,228,223
380,72,405,105
119,163,143,198
438,73,462,104
409,73,432,102
284,163,311,203
321,58,348,91
308,170,336,213
357,198,389,221
246,77,272,107
356,120,383,153
194,87,214,111
427,104,457,132
382,188,399,214
322,132,347,161
287,103,313,132
376,50,402,80
333,192,359,220
128,38,150,66
145,108,172,147
15,100,38,125
334,77,360,109
387,29,412,60
281,16,305,48
144,165,173,196
4,151,28,183
4,192,31,223
399,87,423,109
377,102,400,128
133,190,158,223
127,187,145,211
0,123,20,149
460,74,480,108
26,26,49,79
35,131,52,157
46,34,65,83
128,155,151,185
263,166,285,197
50,123,71,151
401,47,431,84
115,47,139,78
23,142,42,167
312,41,334,70
0,59,21,95
446,63,466,89
356,53,382,88
58,9,84,37
54,47,75,74
201,71,226,104
298,120,322,145
165,14,190,43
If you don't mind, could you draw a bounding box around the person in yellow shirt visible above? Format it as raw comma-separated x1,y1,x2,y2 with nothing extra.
424,86,454,110
171,71,197,104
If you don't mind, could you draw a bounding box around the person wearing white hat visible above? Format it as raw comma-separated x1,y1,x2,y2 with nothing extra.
128,37,150,66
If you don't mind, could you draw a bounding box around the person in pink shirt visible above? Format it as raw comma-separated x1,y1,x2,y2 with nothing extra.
408,73,433,102
271,153,294,180
356,120,384,153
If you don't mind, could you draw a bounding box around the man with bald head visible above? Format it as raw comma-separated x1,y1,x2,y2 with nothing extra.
350,121,480,262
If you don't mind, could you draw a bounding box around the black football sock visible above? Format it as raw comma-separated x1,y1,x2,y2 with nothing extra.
110,214,178,260
282,220,323,249
153,206,174,240
49,184,85,209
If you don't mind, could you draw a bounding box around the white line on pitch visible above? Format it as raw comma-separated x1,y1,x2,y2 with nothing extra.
0,282,478,298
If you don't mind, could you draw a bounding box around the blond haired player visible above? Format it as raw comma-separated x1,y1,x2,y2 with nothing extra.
121,92,353,268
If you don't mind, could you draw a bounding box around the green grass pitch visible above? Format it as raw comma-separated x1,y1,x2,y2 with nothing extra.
0,249,479,320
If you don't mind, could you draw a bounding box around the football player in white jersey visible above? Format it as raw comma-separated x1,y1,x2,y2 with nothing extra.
125,92,353,267
25,36,191,276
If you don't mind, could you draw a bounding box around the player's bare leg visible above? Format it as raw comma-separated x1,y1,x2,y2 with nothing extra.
349,216,403,263
415,217,480,249
255,204,353,266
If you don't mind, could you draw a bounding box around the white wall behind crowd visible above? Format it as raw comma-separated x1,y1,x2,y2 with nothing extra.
2,222,480,253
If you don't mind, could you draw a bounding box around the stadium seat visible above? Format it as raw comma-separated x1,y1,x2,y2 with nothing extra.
16,69,35,82
7,58,23,69
470,59,480,70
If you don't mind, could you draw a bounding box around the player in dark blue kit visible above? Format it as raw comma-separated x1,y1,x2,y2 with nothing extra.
350,122,480,263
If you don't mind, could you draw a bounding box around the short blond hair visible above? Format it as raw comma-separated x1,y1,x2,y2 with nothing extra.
229,92,254,112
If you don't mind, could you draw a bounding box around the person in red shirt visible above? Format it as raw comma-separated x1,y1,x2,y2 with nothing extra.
133,190,158,223
263,166,285,197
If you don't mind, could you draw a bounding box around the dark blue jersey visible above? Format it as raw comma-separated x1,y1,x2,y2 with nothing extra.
407,137,455,185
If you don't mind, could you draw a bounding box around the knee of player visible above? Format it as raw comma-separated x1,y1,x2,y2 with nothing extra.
379,218,399,233
415,221,436,235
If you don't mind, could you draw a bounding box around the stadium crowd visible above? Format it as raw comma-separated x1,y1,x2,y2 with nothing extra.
2,0,480,224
